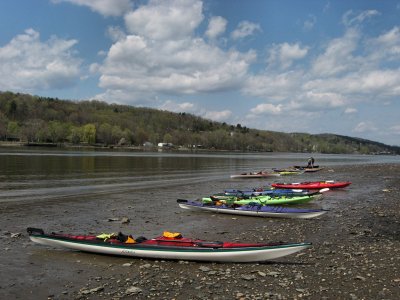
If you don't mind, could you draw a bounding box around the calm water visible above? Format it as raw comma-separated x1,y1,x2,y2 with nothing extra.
0,147,398,203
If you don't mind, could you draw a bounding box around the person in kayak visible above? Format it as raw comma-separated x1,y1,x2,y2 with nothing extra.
307,157,315,168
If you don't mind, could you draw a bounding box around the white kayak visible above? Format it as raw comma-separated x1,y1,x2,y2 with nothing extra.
178,200,328,219
27,228,311,263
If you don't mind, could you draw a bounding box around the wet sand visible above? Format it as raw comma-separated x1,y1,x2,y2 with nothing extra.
0,163,399,299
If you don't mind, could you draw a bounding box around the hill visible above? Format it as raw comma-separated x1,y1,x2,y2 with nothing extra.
0,91,399,154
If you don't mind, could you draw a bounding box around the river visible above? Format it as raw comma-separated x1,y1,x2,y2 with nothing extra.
0,147,398,204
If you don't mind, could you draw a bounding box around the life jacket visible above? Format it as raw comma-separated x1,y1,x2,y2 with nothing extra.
163,231,182,239
125,236,136,244
116,232,136,243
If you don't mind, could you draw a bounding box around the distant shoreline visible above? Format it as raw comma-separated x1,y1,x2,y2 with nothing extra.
0,141,398,156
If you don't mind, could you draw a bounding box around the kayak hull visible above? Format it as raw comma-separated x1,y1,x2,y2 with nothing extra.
178,201,327,219
28,229,311,263
272,181,351,190
230,172,281,179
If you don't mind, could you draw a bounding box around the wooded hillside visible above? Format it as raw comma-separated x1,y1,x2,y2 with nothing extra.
0,91,399,154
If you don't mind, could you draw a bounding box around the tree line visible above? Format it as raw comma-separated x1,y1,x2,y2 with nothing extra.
0,91,399,154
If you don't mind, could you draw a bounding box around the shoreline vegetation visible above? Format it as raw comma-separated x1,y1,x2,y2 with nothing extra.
1,91,399,154
0,141,398,156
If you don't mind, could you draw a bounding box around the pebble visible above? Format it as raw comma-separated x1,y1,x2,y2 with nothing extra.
125,286,142,295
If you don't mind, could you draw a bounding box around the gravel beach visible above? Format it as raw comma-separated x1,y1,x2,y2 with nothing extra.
0,163,399,299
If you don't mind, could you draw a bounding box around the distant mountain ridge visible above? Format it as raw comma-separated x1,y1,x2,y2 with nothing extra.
0,91,399,154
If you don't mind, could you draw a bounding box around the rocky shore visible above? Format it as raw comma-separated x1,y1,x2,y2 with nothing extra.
0,163,399,299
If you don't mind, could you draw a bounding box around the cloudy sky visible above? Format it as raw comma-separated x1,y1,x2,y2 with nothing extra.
1,0,400,146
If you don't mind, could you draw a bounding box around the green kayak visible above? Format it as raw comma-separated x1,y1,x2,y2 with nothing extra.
202,194,320,206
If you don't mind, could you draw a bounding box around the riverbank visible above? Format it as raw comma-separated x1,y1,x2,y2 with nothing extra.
0,163,399,299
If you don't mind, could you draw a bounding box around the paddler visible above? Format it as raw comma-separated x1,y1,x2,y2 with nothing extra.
307,157,315,168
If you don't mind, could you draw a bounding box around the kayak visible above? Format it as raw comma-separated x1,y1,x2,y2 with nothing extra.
272,180,351,190
277,170,303,175
202,194,320,205
272,168,304,175
274,167,323,173
292,166,323,172
177,199,328,219
293,165,320,169
230,171,281,179
27,227,311,263
224,188,327,197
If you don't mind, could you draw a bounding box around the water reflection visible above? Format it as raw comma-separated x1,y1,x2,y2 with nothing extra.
0,148,397,203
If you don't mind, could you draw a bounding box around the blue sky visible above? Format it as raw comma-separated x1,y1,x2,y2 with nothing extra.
1,0,400,146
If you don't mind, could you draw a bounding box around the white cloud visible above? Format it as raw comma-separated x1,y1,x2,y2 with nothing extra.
203,110,232,121
205,16,227,39
124,0,204,41
250,103,283,115
106,26,126,42
244,71,304,100
159,100,196,113
368,26,400,61
305,91,345,108
303,15,316,31
95,0,257,102
353,121,377,133
231,21,261,40
0,28,81,91
267,43,309,69
390,124,400,134
375,26,400,45
52,0,132,17
159,100,232,122
342,10,380,27
344,107,357,114
311,28,360,77
242,12,400,139
98,36,256,97
305,69,400,97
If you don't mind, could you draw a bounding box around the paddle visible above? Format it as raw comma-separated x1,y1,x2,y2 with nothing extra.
319,188,330,193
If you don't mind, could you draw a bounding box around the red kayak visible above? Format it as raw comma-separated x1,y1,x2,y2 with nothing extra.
271,180,351,190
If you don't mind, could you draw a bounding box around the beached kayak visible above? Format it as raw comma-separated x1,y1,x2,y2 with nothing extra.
202,194,320,205
177,199,328,219
223,188,324,197
230,171,281,179
277,170,303,175
273,167,323,173
27,228,311,263
292,166,323,172
272,180,351,190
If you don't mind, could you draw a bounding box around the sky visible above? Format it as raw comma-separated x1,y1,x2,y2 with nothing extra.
0,0,400,146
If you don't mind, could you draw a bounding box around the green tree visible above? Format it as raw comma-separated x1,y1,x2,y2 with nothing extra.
69,126,83,144
163,133,173,143
0,112,7,139
48,121,69,143
7,121,20,139
82,124,96,144
7,100,17,120
98,123,113,144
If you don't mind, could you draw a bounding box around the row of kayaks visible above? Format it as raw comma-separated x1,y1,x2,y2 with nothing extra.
230,165,323,178
28,178,351,263
177,180,351,219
